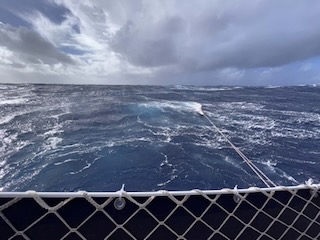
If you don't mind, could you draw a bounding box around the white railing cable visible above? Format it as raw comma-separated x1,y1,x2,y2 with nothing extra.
0,183,319,239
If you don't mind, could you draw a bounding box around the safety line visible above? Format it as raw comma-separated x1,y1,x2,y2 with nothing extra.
201,107,277,187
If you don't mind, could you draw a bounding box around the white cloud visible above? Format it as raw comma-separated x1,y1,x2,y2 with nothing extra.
1,0,320,85
0,46,14,65
0,22,74,64
20,11,79,48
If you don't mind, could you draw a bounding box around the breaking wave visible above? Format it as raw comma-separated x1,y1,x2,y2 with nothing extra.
0,84,319,191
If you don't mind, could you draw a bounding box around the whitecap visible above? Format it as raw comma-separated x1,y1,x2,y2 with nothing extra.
0,130,18,151
280,171,299,183
0,115,16,125
159,153,172,167
138,101,205,115
3,163,48,191
44,137,63,150
265,86,281,89
0,98,28,105
171,86,234,91
223,156,244,168
69,162,91,175
69,157,99,175
157,153,178,187
54,159,78,166
157,174,178,187
259,160,277,173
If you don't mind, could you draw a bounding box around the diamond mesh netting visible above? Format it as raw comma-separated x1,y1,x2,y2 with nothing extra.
1,184,319,240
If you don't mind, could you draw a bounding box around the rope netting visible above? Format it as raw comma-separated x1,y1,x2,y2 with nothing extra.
1,106,319,239
1,182,319,240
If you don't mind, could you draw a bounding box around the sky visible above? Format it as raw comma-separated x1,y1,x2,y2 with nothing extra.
0,0,320,86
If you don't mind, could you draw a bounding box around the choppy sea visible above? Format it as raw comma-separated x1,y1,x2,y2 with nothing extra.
0,84,319,192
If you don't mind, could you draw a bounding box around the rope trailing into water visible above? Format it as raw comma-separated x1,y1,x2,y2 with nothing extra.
200,106,277,187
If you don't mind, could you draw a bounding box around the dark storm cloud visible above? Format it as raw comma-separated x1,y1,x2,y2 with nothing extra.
109,1,320,72
111,16,186,67
0,23,75,65
1,0,320,85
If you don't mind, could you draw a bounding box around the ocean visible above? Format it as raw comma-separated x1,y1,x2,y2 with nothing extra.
0,84,319,192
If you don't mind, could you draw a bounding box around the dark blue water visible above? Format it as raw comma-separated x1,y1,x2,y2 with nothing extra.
0,84,319,192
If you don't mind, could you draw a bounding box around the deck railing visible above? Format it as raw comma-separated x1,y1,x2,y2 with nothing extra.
1,183,319,240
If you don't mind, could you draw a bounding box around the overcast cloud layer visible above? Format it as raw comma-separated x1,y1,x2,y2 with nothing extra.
0,0,320,85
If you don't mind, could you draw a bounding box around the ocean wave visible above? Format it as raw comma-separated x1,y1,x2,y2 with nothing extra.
279,171,299,184
69,158,98,175
171,85,238,91
264,85,282,89
216,102,266,111
271,128,320,139
1,84,319,191
157,153,178,187
0,115,16,125
138,100,204,115
54,159,78,166
157,174,178,187
0,98,29,106
0,130,18,152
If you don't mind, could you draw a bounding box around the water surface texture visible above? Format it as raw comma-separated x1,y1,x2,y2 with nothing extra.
0,84,319,191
